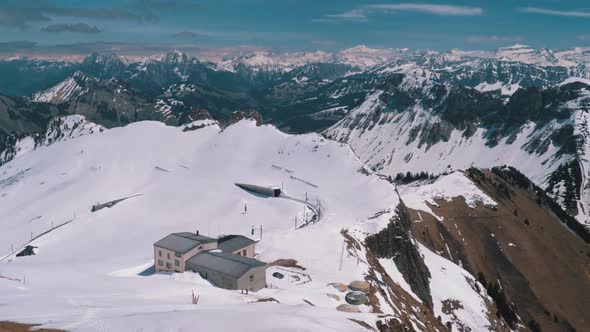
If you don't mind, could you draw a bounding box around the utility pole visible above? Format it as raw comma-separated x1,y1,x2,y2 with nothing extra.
303,204,306,223
259,225,263,240
339,238,345,271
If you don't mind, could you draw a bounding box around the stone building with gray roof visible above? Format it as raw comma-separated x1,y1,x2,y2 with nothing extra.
186,251,266,291
153,231,266,291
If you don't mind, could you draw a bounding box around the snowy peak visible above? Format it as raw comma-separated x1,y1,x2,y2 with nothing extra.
80,53,129,79
162,50,192,65
215,50,334,73
82,53,128,67
212,45,410,74
554,47,590,67
336,45,407,68
32,71,95,103
495,44,559,66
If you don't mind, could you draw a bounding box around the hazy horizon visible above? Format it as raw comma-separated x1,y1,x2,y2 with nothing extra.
1,1,589,59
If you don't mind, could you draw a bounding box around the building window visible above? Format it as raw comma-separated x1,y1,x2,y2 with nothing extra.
167,253,170,259
249,275,254,283
158,250,162,257
242,249,247,256
175,252,181,258
166,262,171,269
158,259,163,266
175,259,180,266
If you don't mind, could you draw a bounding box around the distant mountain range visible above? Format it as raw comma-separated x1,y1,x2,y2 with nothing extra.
1,44,590,227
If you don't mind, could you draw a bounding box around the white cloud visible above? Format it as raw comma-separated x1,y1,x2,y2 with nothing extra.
326,9,367,21
314,3,482,22
366,3,483,16
521,7,590,18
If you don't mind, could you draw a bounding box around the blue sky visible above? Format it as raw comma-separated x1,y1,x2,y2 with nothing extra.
1,0,589,56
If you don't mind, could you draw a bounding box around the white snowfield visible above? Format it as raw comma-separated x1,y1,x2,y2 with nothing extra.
0,118,496,331
0,119,398,331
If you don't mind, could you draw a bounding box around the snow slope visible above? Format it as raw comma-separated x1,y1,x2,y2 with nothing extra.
32,72,93,103
0,115,104,165
399,172,497,221
324,91,572,185
418,243,493,332
0,119,405,330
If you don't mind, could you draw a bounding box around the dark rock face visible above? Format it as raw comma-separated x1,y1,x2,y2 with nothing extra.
80,53,128,79
225,110,263,127
545,160,583,215
376,318,415,332
366,202,433,310
179,108,213,126
491,166,590,243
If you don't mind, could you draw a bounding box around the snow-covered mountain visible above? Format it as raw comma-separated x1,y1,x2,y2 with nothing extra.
324,79,590,226
214,50,334,74
33,71,95,104
335,45,408,68
0,118,486,331
79,53,129,79
496,44,590,68
1,118,587,331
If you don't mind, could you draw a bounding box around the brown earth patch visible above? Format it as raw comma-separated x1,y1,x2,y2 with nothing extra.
375,317,418,332
327,282,348,292
0,322,64,332
268,258,306,270
407,169,590,332
441,299,463,315
336,304,361,313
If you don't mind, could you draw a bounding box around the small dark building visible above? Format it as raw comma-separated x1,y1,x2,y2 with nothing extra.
235,183,281,197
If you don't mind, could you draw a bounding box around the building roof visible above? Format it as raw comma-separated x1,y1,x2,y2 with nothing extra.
154,232,216,254
186,251,266,279
218,235,256,253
